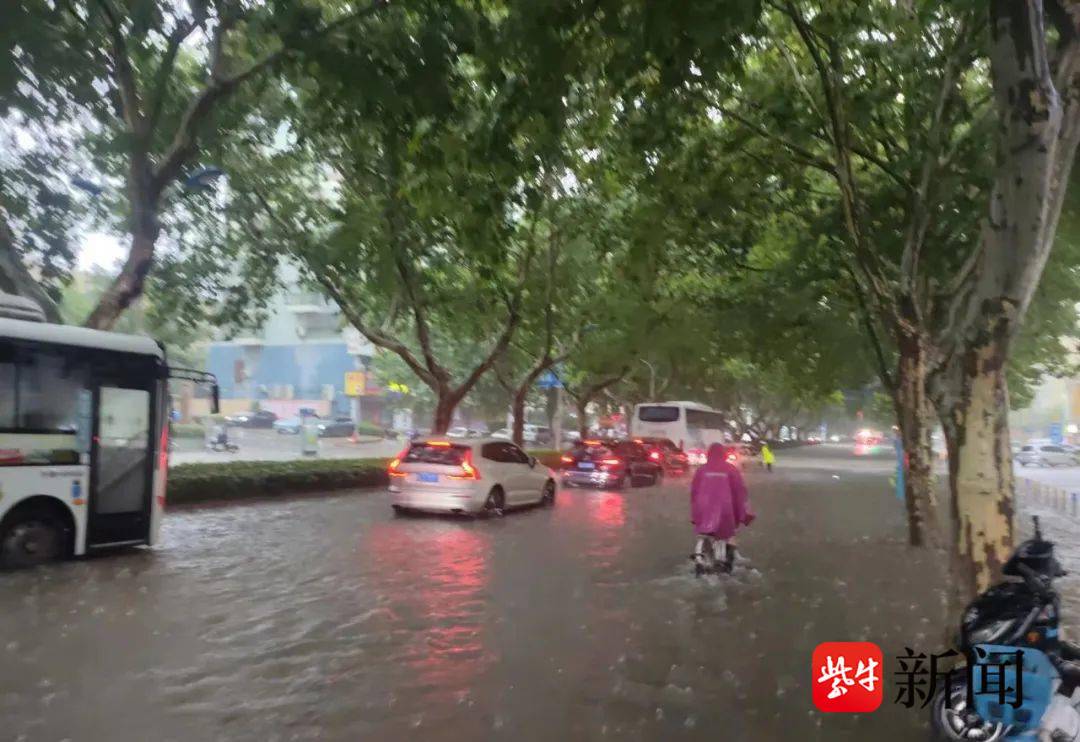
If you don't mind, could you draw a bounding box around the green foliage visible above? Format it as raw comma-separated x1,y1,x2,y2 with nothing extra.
167,457,390,504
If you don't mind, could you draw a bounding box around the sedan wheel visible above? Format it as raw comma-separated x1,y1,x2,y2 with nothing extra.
541,480,556,506
484,487,506,516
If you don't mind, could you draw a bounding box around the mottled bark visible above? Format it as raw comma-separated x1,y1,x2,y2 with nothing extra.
935,329,1014,616
893,326,937,547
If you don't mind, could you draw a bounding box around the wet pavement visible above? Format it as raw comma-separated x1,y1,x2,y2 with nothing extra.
1,445,958,741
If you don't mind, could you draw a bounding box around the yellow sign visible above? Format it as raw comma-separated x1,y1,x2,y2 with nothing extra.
344,371,366,396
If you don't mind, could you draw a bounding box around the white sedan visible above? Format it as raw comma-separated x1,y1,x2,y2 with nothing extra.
389,438,556,515
1016,444,1079,467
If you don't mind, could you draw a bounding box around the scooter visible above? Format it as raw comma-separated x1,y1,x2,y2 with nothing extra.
932,516,1080,740
206,425,239,453
690,537,737,576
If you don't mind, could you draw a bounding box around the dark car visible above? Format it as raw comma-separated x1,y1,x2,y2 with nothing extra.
317,417,356,438
224,409,278,428
560,439,664,489
634,437,690,475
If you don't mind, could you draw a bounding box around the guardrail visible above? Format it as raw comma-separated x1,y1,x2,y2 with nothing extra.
1016,477,1080,516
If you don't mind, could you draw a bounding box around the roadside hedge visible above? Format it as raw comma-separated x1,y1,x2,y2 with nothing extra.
168,458,390,505
166,449,566,506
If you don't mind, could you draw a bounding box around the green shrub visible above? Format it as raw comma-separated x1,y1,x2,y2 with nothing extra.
355,422,389,437
167,458,390,505
170,423,205,439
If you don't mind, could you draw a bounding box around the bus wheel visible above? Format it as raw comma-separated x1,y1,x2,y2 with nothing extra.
0,511,66,569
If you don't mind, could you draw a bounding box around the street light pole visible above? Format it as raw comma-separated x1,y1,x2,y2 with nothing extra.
640,359,656,400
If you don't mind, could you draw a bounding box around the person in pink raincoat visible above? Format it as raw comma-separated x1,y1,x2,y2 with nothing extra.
690,443,754,574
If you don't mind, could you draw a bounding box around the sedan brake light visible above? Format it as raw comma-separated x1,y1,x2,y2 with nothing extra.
648,451,661,461
601,458,621,466
449,449,482,480
388,458,406,477
560,455,574,464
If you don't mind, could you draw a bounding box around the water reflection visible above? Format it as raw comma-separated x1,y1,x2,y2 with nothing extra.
362,523,493,706
581,491,627,575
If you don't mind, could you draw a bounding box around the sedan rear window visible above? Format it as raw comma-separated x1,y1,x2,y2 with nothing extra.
404,443,468,465
572,443,613,458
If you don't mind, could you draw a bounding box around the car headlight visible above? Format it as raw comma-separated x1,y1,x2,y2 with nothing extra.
967,619,1014,645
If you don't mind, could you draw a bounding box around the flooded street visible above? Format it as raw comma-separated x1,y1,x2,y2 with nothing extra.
3,446,952,741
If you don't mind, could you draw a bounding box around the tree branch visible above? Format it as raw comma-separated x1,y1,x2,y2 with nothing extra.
152,0,389,196
146,4,210,133
91,0,145,137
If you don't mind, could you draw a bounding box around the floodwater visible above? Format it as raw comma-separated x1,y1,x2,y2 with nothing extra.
1,446,952,741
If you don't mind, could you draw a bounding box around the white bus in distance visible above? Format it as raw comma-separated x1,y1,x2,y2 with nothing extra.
0,295,217,569
630,401,727,465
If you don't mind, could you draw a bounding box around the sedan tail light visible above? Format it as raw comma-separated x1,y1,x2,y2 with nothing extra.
449,449,481,480
388,447,409,478
601,458,622,466
560,454,574,464
648,451,661,461
388,458,406,477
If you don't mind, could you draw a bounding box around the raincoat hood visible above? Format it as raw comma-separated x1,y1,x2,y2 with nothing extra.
705,443,729,466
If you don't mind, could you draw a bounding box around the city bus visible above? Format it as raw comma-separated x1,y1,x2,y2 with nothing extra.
0,296,217,568
630,401,728,465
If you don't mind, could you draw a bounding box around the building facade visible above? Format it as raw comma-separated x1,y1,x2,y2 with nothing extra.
205,270,388,423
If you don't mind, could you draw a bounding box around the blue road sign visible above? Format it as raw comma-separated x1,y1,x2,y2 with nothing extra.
1050,423,1064,445
537,370,563,389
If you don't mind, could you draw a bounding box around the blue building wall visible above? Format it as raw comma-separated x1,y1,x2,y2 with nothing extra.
207,342,355,413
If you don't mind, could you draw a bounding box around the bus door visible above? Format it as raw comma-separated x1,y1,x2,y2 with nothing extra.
86,382,155,548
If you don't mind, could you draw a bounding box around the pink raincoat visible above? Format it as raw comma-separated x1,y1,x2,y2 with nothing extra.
690,444,754,539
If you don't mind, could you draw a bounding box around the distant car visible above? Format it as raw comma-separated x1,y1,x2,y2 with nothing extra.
317,417,356,437
274,415,318,435
389,437,556,515
1016,444,1079,467
491,428,511,440
560,439,663,489
225,410,278,428
634,437,690,475
447,426,471,438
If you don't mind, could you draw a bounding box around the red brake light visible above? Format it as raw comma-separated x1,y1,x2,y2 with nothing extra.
601,458,621,466
648,451,661,461
388,458,406,477
584,439,601,446
726,453,738,463
560,455,573,463
449,449,481,480
428,440,452,447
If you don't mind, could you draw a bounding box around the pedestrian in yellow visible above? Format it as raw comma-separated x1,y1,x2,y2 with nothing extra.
761,442,775,472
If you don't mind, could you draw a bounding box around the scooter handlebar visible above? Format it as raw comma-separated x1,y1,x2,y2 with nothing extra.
1016,562,1053,601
